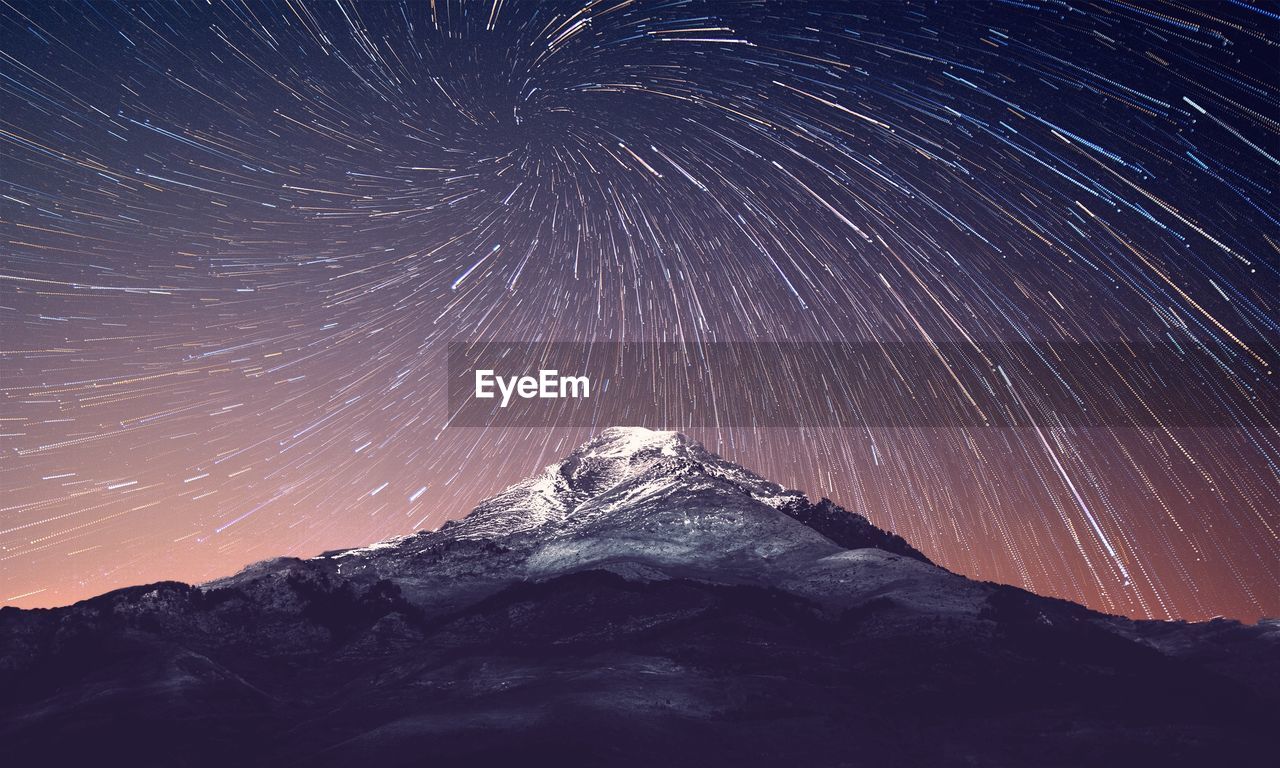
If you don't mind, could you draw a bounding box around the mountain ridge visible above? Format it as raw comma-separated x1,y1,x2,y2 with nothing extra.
1,427,1275,766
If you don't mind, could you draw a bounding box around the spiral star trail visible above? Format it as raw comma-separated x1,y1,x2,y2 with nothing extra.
2,0,1277,621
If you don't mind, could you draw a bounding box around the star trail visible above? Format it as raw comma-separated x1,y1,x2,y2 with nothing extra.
1,0,1278,621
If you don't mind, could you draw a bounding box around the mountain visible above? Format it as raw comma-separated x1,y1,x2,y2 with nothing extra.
1,427,1275,767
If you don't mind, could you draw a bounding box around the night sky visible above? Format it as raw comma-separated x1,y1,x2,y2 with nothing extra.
2,0,1278,622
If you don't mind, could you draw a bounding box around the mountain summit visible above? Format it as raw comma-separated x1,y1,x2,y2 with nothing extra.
320,426,928,599
454,427,928,563
2,428,1275,766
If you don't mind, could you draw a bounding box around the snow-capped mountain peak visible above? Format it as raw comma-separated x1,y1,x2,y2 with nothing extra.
445,426,796,541
322,427,929,574
580,426,684,459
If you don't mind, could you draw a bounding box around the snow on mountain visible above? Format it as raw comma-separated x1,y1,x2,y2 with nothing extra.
276,428,961,622
444,426,798,537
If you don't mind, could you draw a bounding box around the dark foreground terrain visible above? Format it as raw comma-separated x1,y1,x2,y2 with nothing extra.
2,428,1276,766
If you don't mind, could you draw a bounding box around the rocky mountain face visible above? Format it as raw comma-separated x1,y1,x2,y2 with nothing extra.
1,427,1276,766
